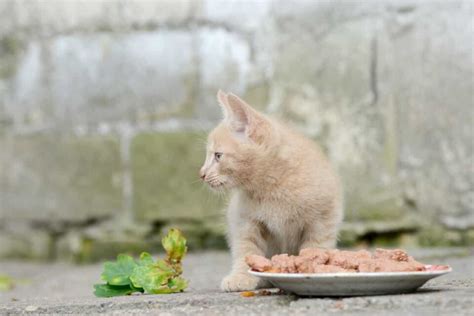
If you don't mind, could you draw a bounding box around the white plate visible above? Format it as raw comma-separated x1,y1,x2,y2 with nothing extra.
249,266,452,297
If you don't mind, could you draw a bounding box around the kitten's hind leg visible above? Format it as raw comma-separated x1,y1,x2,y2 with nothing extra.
299,224,338,251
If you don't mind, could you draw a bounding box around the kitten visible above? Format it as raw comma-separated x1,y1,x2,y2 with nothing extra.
199,90,343,292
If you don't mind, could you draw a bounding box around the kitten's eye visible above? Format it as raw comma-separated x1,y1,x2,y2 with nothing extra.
214,152,223,162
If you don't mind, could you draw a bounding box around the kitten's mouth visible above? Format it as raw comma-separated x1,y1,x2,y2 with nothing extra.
205,179,227,190
202,174,231,191
208,182,225,189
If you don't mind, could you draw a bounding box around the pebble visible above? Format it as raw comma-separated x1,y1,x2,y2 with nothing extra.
25,305,38,312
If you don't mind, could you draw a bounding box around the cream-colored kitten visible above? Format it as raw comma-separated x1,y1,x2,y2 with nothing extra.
200,90,343,292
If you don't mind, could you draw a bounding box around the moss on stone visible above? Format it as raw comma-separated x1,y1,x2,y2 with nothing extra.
418,226,447,247
344,196,407,222
179,69,199,118
372,233,403,247
353,202,406,222
339,216,422,248
340,220,473,249
397,233,419,248
131,132,224,222
243,82,270,111
133,71,197,123
381,108,399,177
74,238,162,263
0,230,52,260
0,36,21,55
62,136,122,209
337,228,359,248
59,218,228,263
0,35,24,78
1,134,122,221
463,229,474,246
159,218,227,251
418,225,467,247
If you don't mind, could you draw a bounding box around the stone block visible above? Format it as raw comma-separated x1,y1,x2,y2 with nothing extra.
196,28,251,121
160,218,227,250
339,216,421,247
0,1,472,261
0,134,122,222
4,0,193,35
200,0,271,32
0,223,52,260
464,229,474,246
378,1,474,229
270,5,405,222
55,219,228,263
2,31,197,129
131,132,224,221
56,231,162,263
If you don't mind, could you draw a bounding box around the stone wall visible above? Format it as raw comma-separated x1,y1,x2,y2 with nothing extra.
0,0,472,261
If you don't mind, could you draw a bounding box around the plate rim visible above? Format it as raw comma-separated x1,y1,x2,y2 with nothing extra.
248,267,452,279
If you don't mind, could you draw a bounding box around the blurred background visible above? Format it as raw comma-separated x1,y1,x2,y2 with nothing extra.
0,0,472,263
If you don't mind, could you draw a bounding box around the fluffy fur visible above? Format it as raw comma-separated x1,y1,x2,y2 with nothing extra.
199,90,343,292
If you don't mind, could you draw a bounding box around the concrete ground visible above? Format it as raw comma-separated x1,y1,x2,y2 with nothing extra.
0,248,473,315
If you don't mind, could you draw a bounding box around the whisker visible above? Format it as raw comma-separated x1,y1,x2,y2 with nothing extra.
189,178,203,185
202,185,212,206
206,175,219,182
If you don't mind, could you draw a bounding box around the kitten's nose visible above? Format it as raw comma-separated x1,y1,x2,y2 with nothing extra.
199,168,206,180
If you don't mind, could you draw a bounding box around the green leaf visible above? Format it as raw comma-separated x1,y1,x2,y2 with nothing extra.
130,259,175,293
148,277,188,294
168,277,188,292
93,284,135,297
0,275,14,292
137,252,154,266
155,259,175,274
150,286,176,294
101,254,137,286
162,228,187,263
130,283,145,293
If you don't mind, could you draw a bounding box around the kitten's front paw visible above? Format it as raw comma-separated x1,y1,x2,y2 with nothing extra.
221,273,260,292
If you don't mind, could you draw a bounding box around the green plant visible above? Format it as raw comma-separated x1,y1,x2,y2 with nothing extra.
94,228,187,297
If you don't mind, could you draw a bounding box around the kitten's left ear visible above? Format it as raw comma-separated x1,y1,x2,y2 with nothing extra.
217,90,229,110
216,90,235,122
226,93,269,143
216,90,248,133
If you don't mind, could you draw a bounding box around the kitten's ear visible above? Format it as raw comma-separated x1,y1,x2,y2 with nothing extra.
226,93,268,142
216,90,233,121
217,89,228,109
216,90,269,142
216,90,247,133
225,93,250,133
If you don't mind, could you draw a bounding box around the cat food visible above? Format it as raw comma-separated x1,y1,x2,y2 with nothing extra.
246,248,430,273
